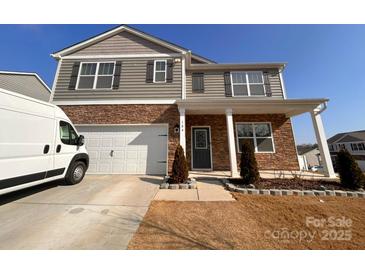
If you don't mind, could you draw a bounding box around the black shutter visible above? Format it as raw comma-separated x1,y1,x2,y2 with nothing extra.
146,60,154,83
192,73,204,92
112,61,122,89
263,72,272,97
166,60,173,83
224,72,232,97
68,62,80,90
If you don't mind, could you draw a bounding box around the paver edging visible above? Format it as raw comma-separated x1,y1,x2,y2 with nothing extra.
221,179,365,198
160,177,197,190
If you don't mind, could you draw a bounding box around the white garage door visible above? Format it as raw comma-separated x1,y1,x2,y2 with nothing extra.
77,125,168,175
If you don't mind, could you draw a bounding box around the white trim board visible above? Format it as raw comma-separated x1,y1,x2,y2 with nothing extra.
61,53,182,60
53,99,177,105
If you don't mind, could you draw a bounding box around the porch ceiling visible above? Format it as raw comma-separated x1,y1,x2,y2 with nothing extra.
176,98,329,117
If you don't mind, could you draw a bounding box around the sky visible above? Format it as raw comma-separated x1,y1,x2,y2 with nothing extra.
0,24,364,144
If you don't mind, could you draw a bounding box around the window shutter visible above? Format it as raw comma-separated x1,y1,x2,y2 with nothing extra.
68,62,80,90
263,72,272,97
192,73,204,92
146,61,154,83
112,61,122,89
166,60,174,83
224,72,232,97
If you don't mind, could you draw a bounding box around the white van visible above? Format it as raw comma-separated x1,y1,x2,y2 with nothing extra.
0,88,89,195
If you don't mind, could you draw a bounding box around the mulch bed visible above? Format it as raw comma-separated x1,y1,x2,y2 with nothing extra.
229,178,355,191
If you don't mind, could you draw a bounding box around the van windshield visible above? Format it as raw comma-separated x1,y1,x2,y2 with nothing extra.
60,121,78,145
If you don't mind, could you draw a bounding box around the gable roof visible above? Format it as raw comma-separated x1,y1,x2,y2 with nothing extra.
0,71,51,102
297,145,318,155
51,25,215,64
327,130,365,144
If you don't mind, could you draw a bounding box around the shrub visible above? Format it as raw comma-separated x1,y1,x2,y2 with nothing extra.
239,141,260,185
170,144,189,184
336,149,365,189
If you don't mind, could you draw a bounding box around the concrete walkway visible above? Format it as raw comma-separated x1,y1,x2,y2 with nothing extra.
154,179,235,201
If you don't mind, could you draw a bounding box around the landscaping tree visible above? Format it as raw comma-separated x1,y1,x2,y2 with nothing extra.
170,144,189,184
240,141,260,185
336,149,365,189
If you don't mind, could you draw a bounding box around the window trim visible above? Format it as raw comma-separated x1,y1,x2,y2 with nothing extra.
235,122,275,153
153,60,167,83
76,61,116,90
230,71,266,97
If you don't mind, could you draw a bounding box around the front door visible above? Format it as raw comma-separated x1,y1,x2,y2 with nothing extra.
192,127,212,169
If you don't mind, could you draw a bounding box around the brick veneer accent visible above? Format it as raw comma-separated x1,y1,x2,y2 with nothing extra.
186,114,299,171
59,104,179,173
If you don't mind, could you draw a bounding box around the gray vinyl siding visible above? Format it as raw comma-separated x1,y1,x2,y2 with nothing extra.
53,58,182,100
0,73,50,102
69,31,178,56
186,70,284,99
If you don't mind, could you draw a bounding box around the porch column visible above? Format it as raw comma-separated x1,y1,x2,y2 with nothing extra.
225,108,239,177
310,109,336,178
179,107,186,154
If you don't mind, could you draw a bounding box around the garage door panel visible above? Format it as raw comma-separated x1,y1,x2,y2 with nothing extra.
77,125,167,175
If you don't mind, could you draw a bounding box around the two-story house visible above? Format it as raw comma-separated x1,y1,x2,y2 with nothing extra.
50,25,335,178
328,130,365,171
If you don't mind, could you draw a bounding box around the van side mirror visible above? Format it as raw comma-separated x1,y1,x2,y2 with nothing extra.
77,135,85,146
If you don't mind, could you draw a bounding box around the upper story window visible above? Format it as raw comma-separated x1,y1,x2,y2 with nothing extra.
153,60,167,83
77,62,115,90
230,71,265,96
351,143,365,151
192,73,205,92
236,122,274,153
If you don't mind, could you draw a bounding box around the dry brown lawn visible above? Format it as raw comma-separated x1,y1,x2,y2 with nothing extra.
128,194,365,249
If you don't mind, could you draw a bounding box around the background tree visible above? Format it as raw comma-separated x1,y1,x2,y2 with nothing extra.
240,141,260,185
170,145,189,184
336,149,365,189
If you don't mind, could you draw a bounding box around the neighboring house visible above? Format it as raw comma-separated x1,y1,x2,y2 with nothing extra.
297,145,321,171
0,71,51,102
49,25,335,178
328,130,365,171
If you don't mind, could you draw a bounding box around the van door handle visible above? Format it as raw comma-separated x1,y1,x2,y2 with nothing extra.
56,144,61,153
43,145,50,154
110,150,114,157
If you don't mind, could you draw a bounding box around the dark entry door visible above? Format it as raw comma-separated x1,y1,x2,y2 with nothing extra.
192,127,212,169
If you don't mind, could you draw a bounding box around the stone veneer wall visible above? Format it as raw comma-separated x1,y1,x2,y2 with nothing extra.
186,114,299,171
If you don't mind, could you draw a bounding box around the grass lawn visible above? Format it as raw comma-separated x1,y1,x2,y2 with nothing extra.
128,193,365,249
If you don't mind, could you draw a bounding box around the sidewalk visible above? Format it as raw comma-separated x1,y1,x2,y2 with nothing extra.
154,179,235,201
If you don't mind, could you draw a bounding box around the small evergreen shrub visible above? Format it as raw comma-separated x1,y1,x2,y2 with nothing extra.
170,145,189,184
336,149,365,189
239,141,260,185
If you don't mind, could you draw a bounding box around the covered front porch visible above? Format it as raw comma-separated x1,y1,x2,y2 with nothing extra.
176,98,336,178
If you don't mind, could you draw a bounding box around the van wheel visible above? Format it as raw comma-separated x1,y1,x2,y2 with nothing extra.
65,161,86,185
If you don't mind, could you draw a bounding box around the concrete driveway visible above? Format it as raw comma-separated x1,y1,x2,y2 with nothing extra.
0,175,161,249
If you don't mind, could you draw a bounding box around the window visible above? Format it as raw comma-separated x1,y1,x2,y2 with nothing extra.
60,121,78,145
351,143,365,151
194,129,208,149
230,71,265,96
192,73,204,92
77,62,115,89
153,60,166,82
236,123,274,153
338,144,346,150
